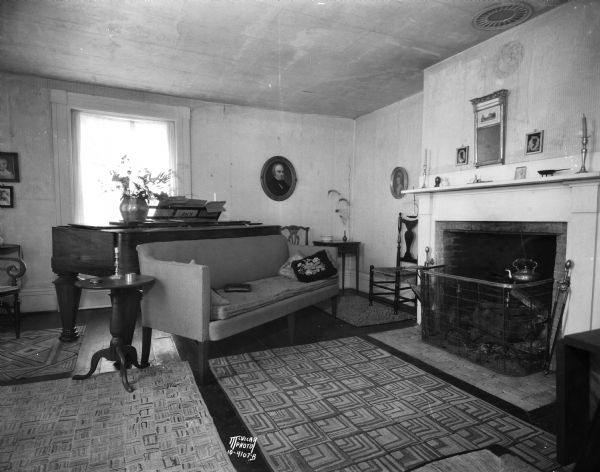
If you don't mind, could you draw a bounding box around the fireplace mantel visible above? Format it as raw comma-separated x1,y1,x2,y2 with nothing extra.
403,172,600,195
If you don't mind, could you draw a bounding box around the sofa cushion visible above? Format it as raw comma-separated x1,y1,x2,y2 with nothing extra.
278,253,304,279
291,250,338,282
211,275,336,320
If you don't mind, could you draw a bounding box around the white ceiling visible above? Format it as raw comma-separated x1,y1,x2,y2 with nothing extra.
0,0,567,118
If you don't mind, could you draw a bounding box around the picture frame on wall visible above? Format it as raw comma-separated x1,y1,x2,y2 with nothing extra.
0,152,19,182
0,186,14,208
525,130,543,155
514,166,527,180
390,167,408,199
260,155,297,201
456,146,469,166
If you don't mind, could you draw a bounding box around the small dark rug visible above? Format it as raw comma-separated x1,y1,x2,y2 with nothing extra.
0,361,235,471
210,337,559,472
0,326,86,383
317,293,414,327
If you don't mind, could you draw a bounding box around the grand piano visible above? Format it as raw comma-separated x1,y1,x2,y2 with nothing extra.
51,221,280,341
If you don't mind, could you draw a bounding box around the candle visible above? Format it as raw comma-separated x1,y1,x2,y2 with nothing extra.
582,114,587,137
213,192,216,201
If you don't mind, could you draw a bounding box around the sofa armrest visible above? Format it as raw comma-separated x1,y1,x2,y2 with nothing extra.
137,247,211,342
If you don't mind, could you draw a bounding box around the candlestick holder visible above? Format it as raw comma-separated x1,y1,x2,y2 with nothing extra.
421,162,428,188
577,135,589,173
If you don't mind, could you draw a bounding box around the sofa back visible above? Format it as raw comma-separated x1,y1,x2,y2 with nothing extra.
137,234,290,288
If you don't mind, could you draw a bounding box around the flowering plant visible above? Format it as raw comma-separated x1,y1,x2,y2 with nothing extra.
327,189,350,226
109,155,172,201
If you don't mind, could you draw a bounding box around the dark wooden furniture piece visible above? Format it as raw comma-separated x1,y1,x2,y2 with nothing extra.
51,222,279,342
0,244,26,338
73,274,155,392
369,213,419,315
313,240,360,293
280,225,310,245
557,329,600,469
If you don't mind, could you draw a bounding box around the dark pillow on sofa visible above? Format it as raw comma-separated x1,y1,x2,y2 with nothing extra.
291,250,338,282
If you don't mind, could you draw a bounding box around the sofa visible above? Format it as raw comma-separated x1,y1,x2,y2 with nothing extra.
136,234,339,382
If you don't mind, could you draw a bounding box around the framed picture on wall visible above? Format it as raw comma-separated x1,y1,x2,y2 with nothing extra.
390,167,408,199
0,152,19,182
0,186,14,208
525,130,543,155
260,156,297,201
456,146,469,165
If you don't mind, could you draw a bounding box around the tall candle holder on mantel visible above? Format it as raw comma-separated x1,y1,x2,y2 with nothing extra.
421,150,429,188
578,113,589,173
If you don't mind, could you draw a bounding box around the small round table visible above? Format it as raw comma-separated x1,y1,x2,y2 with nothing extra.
73,274,155,392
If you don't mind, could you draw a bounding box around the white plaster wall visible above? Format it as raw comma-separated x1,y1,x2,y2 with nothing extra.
190,103,354,241
423,0,600,182
352,93,423,284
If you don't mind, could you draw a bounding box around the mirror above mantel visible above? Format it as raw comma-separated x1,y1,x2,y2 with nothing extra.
471,89,508,167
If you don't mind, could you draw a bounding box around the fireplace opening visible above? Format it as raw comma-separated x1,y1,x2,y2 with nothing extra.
420,221,568,376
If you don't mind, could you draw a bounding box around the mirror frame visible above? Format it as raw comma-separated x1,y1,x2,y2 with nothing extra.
470,89,508,168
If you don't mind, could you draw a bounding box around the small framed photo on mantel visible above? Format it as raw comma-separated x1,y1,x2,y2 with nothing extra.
456,146,469,166
525,130,543,155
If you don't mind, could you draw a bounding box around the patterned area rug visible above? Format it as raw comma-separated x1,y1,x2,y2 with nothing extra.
0,361,235,472
317,294,414,326
0,326,86,383
210,337,559,472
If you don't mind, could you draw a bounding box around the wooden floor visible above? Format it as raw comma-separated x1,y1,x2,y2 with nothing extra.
7,298,416,472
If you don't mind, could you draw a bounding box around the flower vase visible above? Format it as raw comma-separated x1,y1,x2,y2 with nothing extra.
119,196,149,223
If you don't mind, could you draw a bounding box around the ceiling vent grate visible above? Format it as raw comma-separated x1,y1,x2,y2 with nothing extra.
472,2,533,31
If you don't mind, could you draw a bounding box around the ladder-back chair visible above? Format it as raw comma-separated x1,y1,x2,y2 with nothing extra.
369,213,418,315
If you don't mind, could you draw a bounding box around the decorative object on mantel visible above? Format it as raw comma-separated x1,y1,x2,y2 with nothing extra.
456,145,468,165
471,89,507,167
109,155,172,223
0,186,13,208
434,176,441,187
538,168,568,177
390,166,408,198
0,152,19,183
421,149,429,188
514,166,527,180
578,113,589,173
525,130,543,155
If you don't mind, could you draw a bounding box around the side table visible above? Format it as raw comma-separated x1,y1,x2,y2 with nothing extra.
557,328,600,467
73,274,155,392
313,240,360,293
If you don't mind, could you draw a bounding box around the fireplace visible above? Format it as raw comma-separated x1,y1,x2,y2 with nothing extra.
407,173,600,336
416,220,568,375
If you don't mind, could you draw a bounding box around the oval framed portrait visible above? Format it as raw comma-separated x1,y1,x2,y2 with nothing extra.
390,167,408,199
260,156,297,201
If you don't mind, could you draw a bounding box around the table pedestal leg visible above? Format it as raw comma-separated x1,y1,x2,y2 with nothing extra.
73,287,142,392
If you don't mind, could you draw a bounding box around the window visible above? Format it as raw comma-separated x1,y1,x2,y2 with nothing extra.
73,111,174,224
51,91,190,225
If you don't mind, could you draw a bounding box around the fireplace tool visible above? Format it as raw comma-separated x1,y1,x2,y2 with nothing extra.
544,260,572,374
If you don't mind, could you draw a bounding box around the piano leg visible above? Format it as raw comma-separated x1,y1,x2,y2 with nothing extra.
53,272,82,342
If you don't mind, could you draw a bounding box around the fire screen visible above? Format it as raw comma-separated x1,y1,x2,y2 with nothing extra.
420,270,554,376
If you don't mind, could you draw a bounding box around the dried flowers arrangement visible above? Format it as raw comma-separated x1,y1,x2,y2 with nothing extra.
109,155,172,201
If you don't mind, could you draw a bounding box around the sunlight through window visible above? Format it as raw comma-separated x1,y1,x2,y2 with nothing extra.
74,111,174,224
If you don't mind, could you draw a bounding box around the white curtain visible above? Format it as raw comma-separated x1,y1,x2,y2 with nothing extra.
71,111,174,224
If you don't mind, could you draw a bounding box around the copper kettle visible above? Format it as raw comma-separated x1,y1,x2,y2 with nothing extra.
505,258,540,283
